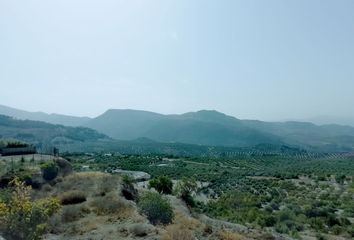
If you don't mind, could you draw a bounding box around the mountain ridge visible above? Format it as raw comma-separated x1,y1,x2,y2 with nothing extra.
1,105,354,151
0,104,91,127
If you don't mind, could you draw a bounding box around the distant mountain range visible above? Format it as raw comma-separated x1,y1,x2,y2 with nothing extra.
0,114,108,153
1,104,354,152
0,105,90,127
0,114,308,156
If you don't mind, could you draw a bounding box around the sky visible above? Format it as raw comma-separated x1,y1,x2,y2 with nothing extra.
0,0,354,121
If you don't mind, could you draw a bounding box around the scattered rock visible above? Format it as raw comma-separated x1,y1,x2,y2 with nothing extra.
112,169,151,181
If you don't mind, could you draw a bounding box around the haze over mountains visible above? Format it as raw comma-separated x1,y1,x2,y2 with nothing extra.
0,105,90,127
1,104,354,152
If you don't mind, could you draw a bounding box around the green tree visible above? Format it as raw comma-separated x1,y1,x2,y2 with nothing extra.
40,161,58,181
148,176,173,194
174,177,197,206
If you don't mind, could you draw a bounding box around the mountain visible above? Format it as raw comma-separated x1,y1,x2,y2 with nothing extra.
1,104,354,152
0,114,108,153
0,114,306,156
84,109,164,140
85,109,354,151
0,105,90,127
85,109,283,147
305,116,354,127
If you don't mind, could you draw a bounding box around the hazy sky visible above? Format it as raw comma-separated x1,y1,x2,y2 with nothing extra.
1,0,354,120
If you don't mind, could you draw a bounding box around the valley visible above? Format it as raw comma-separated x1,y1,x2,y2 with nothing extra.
0,109,354,239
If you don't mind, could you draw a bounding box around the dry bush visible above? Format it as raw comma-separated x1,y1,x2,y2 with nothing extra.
59,190,86,205
218,230,245,240
128,223,155,237
174,212,203,231
90,193,132,217
162,225,194,240
42,183,52,192
54,158,72,177
60,204,90,223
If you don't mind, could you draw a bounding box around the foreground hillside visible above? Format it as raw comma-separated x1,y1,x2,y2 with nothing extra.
66,152,354,240
2,152,353,239
0,155,282,240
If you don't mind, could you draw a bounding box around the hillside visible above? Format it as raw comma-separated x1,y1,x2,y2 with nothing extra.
85,109,283,147
243,120,354,151
2,105,354,152
86,109,354,151
0,105,90,127
0,115,108,153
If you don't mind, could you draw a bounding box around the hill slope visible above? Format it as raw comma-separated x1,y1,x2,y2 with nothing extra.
0,104,90,127
86,109,354,151
85,109,282,147
2,105,354,151
0,115,107,153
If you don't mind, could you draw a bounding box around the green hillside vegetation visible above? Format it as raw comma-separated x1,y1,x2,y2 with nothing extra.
1,154,270,240
67,152,354,239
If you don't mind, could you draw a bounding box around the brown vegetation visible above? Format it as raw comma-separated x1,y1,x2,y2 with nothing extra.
59,190,86,205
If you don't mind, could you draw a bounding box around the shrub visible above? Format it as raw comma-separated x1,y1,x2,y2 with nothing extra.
149,176,173,194
174,177,197,206
59,190,86,205
138,192,174,225
54,159,72,177
0,178,60,240
60,204,89,223
122,174,134,185
40,161,58,181
90,193,130,215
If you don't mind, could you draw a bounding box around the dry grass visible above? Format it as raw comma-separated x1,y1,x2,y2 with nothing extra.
128,223,155,237
174,212,203,231
218,230,246,240
162,225,194,240
90,192,133,217
80,220,98,232
55,172,120,197
60,204,90,223
161,213,204,240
